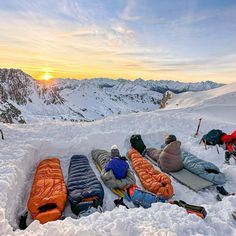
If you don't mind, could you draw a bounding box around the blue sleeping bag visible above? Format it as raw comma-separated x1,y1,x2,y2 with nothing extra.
125,186,165,208
67,155,104,215
182,151,226,185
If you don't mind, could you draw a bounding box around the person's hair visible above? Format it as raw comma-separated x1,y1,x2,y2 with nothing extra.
165,134,177,145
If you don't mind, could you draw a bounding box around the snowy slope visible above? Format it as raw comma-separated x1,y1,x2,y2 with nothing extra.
0,82,236,235
165,82,236,123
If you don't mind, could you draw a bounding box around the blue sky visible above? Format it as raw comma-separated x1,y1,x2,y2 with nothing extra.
0,0,236,83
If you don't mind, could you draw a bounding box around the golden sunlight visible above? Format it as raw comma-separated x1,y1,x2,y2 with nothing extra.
41,72,53,81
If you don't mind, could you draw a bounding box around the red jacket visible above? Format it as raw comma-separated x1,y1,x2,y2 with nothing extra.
221,130,236,152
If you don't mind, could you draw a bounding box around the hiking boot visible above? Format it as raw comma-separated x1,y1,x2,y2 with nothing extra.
114,197,129,209
216,186,229,196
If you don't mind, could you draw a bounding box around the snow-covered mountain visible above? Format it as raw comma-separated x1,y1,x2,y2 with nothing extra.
0,82,236,236
0,68,223,123
0,69,64,123
165,81,236,123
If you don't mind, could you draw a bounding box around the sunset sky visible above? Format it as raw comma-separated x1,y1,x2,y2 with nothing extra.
0,0,236,83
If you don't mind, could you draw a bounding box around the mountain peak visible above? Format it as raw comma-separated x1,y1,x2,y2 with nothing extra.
0,68,224,124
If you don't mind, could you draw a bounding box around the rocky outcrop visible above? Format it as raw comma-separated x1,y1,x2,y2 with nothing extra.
0,69,35,105
160,91,172,108
0,101,26,124
0,69,65,123
39,87,65,105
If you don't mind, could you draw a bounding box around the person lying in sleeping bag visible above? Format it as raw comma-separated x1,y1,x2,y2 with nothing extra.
105,145,129,179
124,184,166,208
122,185,207,218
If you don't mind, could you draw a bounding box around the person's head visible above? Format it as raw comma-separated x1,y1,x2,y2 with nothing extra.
111,144,121,157
165,134,177,145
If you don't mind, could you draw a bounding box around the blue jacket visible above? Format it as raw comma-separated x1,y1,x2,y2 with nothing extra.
125,188,165,208
105,157,129,179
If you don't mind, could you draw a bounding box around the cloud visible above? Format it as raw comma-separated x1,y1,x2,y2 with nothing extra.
111,25,135,37
59,27,105,38
0,1,236,83
116,47,171,57
120,0,139,21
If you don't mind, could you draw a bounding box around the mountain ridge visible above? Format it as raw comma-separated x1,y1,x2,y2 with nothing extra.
0,68,224,123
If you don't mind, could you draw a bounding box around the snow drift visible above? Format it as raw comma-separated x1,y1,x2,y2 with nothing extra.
0,82,236,235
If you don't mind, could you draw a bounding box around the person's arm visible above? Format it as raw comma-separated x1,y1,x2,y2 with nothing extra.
105,160,112,172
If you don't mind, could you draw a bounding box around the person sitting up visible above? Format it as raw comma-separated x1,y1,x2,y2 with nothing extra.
146,134,183,173
105,145,129,179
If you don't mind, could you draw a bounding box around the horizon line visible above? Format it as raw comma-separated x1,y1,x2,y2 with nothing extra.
0,67,227,84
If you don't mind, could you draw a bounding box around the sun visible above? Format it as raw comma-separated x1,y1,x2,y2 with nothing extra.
41,73,53,81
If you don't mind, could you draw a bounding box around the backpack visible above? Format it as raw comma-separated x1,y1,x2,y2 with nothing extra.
130,134,146,155
201,129,225,146
169,200,207,219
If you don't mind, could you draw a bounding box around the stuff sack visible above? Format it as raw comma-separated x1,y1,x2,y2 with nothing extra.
130,134,146,155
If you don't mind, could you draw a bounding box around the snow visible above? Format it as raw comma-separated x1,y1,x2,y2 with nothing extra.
0,69,224,123
165,82,236,124
0,83,236,235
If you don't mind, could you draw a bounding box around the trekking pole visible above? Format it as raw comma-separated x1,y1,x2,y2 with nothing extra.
216,145,219,154
194,118,202,137
0,129,4,140
232,155,236,164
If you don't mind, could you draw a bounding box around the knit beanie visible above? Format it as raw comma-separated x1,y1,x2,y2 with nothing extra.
111,145,121,157
165,134,177,145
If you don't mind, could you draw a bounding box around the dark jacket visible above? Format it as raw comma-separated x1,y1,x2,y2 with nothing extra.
105,157,129,179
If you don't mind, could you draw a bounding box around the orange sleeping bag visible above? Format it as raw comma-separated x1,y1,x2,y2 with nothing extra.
27,158,67,224
128,148,173,199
